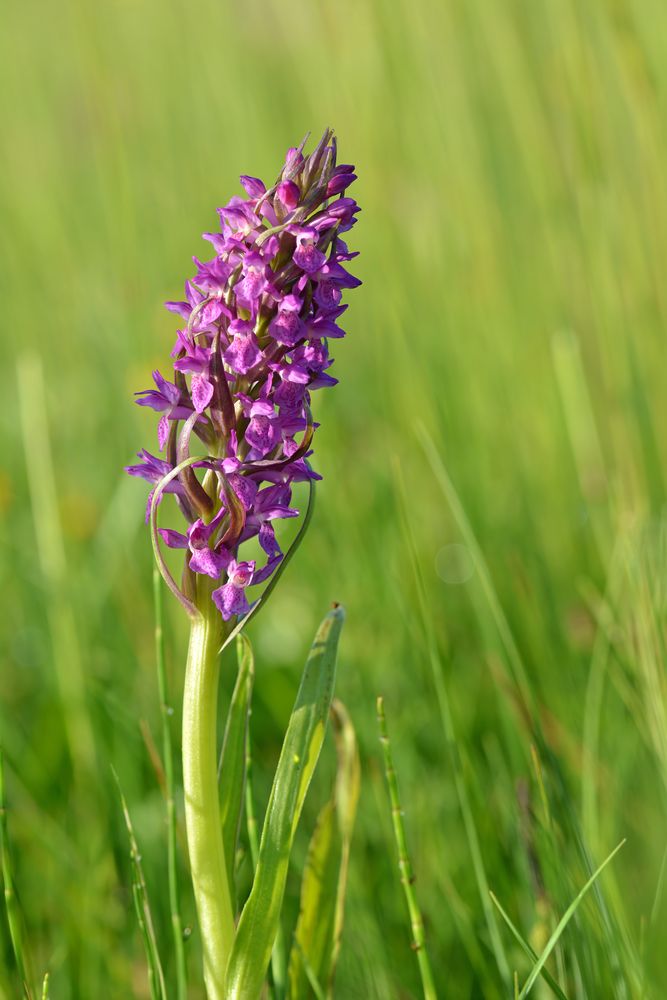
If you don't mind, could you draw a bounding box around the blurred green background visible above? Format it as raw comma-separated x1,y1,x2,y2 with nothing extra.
2,0,667,996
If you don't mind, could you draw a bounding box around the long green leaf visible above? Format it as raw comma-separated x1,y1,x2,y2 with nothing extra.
225,606,344,1000
489,892,570,1000
519,840,626,998
219,634,255,905
288,699,360,1000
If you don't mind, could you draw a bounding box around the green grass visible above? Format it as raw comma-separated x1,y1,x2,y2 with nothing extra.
2,0,667,995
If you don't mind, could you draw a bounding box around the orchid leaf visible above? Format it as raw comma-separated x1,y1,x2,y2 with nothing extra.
219,634,255,906
287,699,360,1000
225,606,345,1000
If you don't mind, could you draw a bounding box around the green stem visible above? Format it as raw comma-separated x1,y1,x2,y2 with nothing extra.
0,751,32,995
183,591,235,999
154,568,187,999
377,698,438,1000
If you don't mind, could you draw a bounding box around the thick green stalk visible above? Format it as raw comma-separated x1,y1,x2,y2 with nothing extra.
154,568,187,999
183,591,235,999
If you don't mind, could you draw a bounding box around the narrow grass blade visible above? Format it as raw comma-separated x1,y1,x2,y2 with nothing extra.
519,841,626,998
291,939,326,1000
394,457,511,990
113,771,167,1000
40,975,49,1000
17,352,97,783
489,892,570,1000
377,698,437,1000
288,699,360,999
551,329,612,562
416,425,534,717
0,752,33,998
219,633,255,905
225,606,344,1000
649,840,667,929
154,567,187,1000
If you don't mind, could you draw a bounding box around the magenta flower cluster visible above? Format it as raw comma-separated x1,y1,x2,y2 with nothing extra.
126,132,360,620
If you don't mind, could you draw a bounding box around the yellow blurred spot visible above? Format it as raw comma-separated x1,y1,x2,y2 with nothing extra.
59,492,100,541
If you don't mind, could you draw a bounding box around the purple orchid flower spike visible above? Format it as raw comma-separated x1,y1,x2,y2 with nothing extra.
126,130,361,624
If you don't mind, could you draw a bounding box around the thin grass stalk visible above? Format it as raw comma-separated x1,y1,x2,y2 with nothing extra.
418,432,639,994
16,353,96,782
489,892,570,1000
154,567,187,999
394,458,510,990
417,425,534,717
0,753,32,997
293,939,326,1000
114,774,167,1000
518,840,626,998
376,698,437,1000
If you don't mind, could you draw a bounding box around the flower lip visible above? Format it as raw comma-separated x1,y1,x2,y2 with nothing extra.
228,559,255,588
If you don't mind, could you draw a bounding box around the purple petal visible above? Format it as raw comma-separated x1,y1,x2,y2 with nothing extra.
245,415,279,457
227,473,258,511
258,522,281,557
212,583,250,621
158,528,189,549
327,172,357,196
158,415,170,451
189,547,229,579
308,316,346,339
165,300,192,320
135,390,171,413
252,553,282,586
240,175,266,198
281,363,310,385
293,239,327,274
153,370,181,406
249,399,275,418
309,372,338,389
191,374,214,413
187,515,221,547
276,180,300,211
223,335,263,375
200,298,226,326
313,280,343,310
125,450,172,484
228,559,255,588
269,304,303,347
